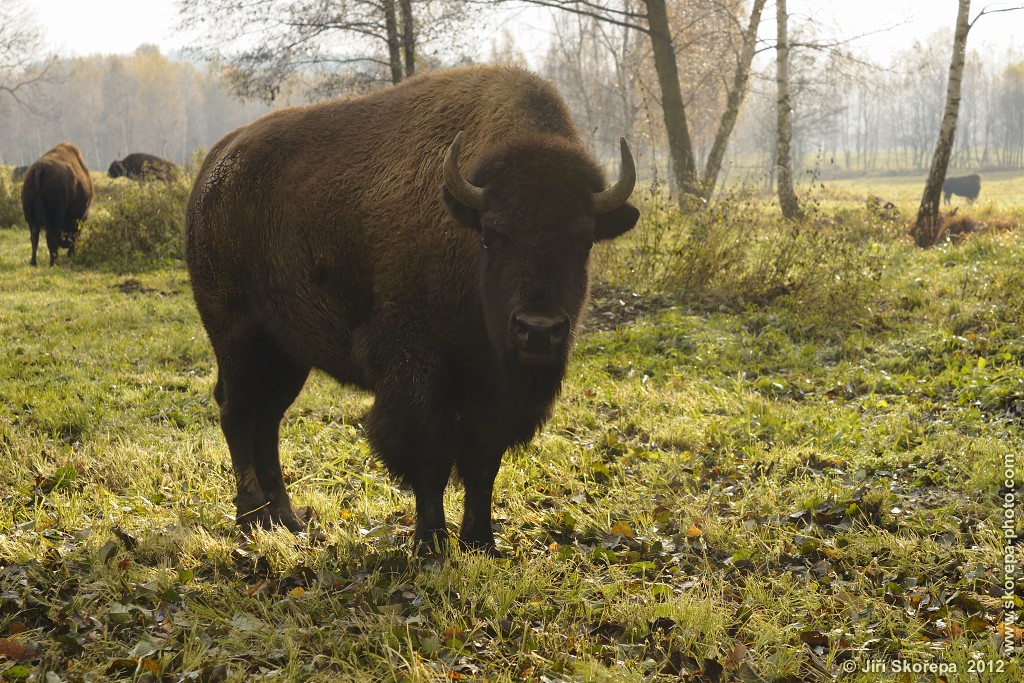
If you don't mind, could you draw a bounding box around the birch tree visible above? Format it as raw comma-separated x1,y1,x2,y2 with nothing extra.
775,0,800,218
499,0,765,204
700,0,765,201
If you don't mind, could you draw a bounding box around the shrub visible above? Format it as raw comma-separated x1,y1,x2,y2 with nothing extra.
592,184,888,333
74,174,191,271
0,175,25,229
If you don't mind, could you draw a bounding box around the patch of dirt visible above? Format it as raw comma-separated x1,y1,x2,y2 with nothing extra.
115,278,155,295
583,285,671,333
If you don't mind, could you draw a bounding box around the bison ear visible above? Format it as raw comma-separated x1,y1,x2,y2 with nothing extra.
594,202,640,242
441,185,482,231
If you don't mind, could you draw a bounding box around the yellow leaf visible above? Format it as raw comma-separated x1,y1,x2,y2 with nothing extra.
686,525,703,538
609,520,635,538
289,586,305,598
978,357,987,370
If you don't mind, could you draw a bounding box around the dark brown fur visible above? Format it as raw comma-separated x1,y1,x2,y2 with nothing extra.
185,65,639,554
21,143,93,266
108,152,176,181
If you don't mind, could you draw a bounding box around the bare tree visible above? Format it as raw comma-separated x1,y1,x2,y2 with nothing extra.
494,0,764,204
700,0,765,201
0,1,56,113
914,1,1023,246
176,0,471,102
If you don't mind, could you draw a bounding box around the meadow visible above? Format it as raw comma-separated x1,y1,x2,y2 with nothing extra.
0,169,1022,682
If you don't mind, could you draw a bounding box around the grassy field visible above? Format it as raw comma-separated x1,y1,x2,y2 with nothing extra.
0,178,1022,682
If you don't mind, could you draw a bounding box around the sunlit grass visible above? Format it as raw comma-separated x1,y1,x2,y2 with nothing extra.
0,187,1022,681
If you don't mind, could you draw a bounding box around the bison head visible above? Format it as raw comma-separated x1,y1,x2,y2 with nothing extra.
442,132,638,368
108,160,126,178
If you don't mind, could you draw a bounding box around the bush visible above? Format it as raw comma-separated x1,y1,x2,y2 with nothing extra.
0,175,25,229
74,174,191,271
592,184,888,333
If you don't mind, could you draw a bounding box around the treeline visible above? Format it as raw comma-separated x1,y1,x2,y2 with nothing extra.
733,32,1024,175
2,8,1022,184
0,46,276,170
537,15,1024,181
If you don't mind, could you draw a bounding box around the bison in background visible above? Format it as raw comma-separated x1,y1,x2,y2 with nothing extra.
942,174,981,204
12,166,28,182
21,142,93,266
108,153,176,181
185,65,640,555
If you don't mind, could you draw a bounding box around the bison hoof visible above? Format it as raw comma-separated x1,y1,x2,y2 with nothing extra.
415,529,451,557
236,502,305,534
458,536,504,558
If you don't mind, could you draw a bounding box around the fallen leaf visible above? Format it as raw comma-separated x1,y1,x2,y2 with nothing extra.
0,637,28,661
610,520,635,538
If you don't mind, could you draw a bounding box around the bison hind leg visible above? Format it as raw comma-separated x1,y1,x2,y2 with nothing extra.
29,225,40,266
212,328,310,533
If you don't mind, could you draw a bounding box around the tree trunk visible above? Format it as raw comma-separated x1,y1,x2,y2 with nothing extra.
642,0,697,202
701,0,767,202
399,0,415,78
775,0,800,219
914,0,971,247
382,0,404,84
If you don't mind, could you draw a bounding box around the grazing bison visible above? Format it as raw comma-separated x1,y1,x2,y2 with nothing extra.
185,65,639,554
12,166,28,182
942,174,981,204
21,143,93,266
108,152,176,181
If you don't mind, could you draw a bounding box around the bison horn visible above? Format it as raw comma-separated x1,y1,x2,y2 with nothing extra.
592,138,636,215
443,131,484,210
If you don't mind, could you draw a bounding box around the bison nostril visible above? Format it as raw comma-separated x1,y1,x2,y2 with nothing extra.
512,313,570,353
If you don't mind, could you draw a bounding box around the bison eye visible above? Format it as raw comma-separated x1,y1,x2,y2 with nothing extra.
481,230,506,250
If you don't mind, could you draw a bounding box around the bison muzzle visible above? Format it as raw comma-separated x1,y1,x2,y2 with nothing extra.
185,65,640,555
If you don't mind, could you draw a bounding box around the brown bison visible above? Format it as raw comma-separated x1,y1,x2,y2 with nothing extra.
108,153,176,181
185,65,639,555
942,174,980,204
21,143,93,266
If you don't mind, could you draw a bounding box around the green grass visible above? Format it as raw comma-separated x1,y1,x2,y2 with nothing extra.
0,191,1022,682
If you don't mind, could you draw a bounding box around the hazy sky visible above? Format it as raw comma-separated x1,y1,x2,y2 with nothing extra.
32,0,1023,62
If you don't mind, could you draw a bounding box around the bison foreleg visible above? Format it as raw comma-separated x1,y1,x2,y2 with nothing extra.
367,388,455,555
456,450,503,556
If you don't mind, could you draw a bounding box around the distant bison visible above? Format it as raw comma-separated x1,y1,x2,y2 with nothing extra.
185,65,640,554
108,153,176,181
942,174,980,204
21,142,93,266
12,166,28,182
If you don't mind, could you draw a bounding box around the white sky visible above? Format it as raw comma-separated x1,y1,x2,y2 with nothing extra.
32,0,1022,61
